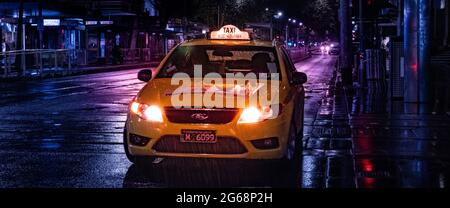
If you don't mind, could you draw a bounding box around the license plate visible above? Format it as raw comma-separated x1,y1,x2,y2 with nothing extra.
180,130,217,143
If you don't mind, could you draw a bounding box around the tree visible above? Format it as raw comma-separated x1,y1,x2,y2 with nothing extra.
300,0,339,38
237,0,271,24
189,0,270,28
190,0,239,28
150,0,202,29
148,0,272,29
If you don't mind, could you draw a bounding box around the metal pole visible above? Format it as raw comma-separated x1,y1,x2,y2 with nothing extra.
39,51,43,74
358,0,366,87
217,5,220,28
21,23,26,76
418,0,431,104
397,0,403,37
16,0,25,76
404,0,419,103
285,25,289,47
444,0,449,46
68,50,72,71
55,51,58,70
359,0,365,52
7,53,10,76
339,0,352,85
270,18,273,41
38,0,44,74
38,0,44,50
85,29,88,65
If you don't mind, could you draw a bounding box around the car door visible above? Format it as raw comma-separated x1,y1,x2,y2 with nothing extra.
281,48,305,136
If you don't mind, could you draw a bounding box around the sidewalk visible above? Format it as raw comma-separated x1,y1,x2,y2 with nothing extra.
302,66,355,188
1,61,160,82
302,66,450,188
348,86,450,188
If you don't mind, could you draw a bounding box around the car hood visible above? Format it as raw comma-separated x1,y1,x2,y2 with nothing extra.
136,78,281,108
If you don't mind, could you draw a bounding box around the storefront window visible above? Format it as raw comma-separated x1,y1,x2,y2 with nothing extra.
1,22,17,51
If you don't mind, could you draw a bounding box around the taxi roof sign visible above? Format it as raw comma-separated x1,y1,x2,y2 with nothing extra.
209,25,251,41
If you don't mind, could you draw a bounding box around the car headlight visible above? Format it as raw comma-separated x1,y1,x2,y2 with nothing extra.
238,106,275,124
130,102,163,123
326,46,330,51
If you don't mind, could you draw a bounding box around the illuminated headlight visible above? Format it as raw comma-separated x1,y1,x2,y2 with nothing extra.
320,46,325,51
238,106,275,124
326,46,330,51
130,101,163,123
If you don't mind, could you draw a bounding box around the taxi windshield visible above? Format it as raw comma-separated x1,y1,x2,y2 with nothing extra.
156,45,280,78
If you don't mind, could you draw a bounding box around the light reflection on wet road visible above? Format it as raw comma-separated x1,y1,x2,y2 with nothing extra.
0,56,337,188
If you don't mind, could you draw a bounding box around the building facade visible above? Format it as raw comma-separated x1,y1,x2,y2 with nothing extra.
0,0,203,66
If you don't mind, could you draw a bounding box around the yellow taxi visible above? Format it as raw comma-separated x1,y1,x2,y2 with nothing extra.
124,25,307,167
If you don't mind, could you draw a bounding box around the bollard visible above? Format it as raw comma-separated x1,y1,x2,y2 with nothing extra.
84,50,87,66
68,50,71,71
365,49,373,80
6,53,11,77
39,51,43,76
54,51,58,70
21,52,26,77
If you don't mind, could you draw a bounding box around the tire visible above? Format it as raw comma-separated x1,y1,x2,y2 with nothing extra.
283,121,303,187
286,122,302,166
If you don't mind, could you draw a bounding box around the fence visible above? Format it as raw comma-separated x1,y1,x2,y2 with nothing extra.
0,49,88,78
86,48,155,65
121,48,152,63
1,48,155,78
2,47,309,79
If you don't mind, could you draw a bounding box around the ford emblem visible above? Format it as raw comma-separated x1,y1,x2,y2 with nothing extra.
191,113,209,121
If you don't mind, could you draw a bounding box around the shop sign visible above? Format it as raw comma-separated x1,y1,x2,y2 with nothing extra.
43,19,60,26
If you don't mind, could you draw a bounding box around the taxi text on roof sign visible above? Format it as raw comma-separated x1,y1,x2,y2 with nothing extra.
210,25,250,40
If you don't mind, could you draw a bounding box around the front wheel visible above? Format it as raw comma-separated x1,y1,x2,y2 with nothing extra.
283,121,303,187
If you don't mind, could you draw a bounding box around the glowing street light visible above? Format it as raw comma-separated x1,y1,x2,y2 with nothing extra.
277,11,283,17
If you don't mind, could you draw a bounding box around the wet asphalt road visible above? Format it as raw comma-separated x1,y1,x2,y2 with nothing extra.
0,55,337,188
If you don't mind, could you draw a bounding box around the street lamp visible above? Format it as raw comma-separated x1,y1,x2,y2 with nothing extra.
266,9,284,40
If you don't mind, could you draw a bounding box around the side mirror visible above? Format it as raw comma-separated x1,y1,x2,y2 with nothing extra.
292,72,307,85
138,69,152,82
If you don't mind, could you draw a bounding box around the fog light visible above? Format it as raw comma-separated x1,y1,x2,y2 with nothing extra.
251,138,279,150
129,134,151,146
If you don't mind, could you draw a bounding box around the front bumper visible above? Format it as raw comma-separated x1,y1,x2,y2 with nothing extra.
125,108,292,159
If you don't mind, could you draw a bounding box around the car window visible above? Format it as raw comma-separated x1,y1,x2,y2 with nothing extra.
157,45,280,79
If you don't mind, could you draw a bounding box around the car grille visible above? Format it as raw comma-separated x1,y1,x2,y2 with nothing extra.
164,108,239,124
153,135,247,154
